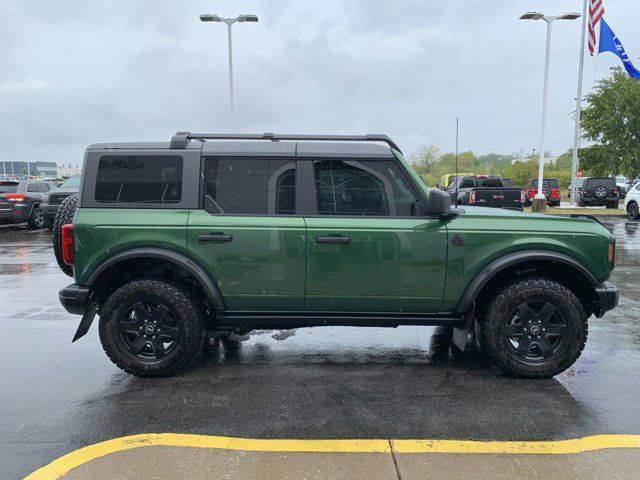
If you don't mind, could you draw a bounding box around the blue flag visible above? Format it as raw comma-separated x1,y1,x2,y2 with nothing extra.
598,18,640,80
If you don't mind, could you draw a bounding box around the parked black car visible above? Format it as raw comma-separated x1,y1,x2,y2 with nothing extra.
447,175,525,211
41,175,80,228
578,177,620,209
0,179,53,228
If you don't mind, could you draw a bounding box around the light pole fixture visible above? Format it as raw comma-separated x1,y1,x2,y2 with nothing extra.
200,13,259,132
519,11,580,211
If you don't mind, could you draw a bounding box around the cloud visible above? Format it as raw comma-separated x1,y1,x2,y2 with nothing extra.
0,0,638,166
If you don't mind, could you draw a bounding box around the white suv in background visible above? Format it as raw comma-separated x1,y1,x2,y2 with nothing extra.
624,181,640,220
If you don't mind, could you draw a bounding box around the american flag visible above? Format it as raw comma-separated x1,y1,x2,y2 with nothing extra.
588,0,605,56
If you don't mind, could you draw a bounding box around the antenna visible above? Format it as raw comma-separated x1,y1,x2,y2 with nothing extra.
455,118,459,207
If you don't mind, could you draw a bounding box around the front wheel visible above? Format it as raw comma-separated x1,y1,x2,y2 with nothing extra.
627,201,639,220
480,278,587,378
99,279,205,377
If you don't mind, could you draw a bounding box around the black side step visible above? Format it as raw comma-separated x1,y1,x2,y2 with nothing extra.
215,314,464,329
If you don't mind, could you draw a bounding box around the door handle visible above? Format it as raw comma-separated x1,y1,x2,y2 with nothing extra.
197,233,233,243
316,236,351,245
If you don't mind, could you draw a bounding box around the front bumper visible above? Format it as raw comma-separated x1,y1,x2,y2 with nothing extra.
59,283,90,315
594,282,619,318
41,203,59,221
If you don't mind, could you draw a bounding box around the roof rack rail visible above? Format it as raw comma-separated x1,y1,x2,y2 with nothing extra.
170,132,402,153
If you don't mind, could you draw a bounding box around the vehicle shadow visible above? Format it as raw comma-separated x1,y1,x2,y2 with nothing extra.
69,326,596,443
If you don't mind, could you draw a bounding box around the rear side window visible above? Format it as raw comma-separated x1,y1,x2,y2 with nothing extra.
204,157,296,215
95,155,182,204
313,159,420,216
0,182,18,193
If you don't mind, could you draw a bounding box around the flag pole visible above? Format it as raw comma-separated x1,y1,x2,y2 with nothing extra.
570,0,589,206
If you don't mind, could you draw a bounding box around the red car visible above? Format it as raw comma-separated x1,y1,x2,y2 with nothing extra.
525,178,561,207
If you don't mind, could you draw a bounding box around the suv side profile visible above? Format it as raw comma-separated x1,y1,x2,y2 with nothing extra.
579,177,620,209
57,132,618,378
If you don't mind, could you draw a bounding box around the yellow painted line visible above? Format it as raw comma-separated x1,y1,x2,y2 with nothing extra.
24,433,640,480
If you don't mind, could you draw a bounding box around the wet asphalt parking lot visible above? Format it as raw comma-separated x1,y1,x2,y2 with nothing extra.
1,217,639,479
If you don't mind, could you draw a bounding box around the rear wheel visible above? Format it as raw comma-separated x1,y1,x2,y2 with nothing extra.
27,206,44,229
627,201,640,220
99,279,205,377
52,194,78,277
480,278,587,378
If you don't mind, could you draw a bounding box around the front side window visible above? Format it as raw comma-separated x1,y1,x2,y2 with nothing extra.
313,159,420,216
95,155,182,204
204,157,296,215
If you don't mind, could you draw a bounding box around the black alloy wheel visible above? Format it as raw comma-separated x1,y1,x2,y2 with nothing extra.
627,202,640,220
116,302,181,361
504,301,567,364
99,279,205,377
479,278,587,378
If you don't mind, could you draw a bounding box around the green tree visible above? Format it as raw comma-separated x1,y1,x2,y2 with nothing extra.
580,67,640,178
409,145,440,176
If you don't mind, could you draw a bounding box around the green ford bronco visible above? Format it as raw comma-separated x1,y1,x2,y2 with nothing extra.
56,132,618,378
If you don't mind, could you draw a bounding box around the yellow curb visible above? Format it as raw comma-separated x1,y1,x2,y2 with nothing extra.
24,433,640,480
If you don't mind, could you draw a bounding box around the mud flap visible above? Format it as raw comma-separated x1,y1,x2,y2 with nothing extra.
452,307,475,351
72,303,98,342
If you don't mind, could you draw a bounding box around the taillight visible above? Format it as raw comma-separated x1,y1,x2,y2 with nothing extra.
612,187,618,193
551,189,560,198
520,190,525,204
61,224,75,266
5,193,26,202
608,236,616,270
469,191,476,204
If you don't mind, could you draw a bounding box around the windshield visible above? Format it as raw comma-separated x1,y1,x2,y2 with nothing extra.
61,175,80,188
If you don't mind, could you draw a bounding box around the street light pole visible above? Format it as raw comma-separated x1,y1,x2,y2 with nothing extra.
226,21,235,132
200,14,259,133
520,12,580,212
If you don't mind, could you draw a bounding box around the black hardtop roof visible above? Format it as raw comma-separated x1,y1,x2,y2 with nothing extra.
87,132,400,158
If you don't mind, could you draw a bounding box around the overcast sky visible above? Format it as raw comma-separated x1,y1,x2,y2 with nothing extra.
1,0,638,166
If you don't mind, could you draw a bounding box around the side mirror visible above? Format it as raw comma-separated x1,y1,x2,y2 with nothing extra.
427,188,451,216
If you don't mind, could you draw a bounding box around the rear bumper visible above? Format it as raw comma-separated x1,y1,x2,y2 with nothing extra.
594,282,619,318
0,208,12,221
9,204,31,221
581,196,619,205
59,284,90,315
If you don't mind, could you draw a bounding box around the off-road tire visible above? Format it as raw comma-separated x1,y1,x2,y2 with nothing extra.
27,205,44,229
627,201,640,220
480,278,587,378
52,194,78,277
99,279,205,377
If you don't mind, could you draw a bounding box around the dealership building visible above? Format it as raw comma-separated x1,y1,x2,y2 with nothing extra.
0,161,58,177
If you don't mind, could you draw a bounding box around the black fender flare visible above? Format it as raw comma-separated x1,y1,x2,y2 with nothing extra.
87,247,226,313
455,250,598,313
